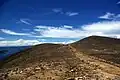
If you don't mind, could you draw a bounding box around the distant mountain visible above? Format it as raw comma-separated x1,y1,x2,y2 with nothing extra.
0,50,8,54
0,36,120,80
0,46,30,60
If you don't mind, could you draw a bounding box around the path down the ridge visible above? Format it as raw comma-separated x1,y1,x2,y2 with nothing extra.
68,44,120,79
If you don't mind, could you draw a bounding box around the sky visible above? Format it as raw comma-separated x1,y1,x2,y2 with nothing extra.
0,0,120,46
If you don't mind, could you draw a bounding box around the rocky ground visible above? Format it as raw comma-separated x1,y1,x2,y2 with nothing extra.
1,36,120,80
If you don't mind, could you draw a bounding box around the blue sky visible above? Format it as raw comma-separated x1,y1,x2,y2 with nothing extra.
0,0,120,46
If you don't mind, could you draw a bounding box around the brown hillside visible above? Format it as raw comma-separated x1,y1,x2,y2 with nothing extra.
71,36,120,64
1,37,120,80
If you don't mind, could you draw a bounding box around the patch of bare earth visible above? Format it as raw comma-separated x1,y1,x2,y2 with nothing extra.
0,43,120,80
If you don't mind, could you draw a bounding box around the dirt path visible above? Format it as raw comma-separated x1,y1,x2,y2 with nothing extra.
68,45,120,79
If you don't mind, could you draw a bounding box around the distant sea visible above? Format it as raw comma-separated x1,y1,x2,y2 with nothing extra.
0,46,30,60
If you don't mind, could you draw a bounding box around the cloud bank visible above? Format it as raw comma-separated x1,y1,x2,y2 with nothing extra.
0,39,40,46
33,21,120,38
0,39,76,46
1,20,120,46
2,21,119,39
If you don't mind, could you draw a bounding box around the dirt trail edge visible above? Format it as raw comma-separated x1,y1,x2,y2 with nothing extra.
68,44,120,79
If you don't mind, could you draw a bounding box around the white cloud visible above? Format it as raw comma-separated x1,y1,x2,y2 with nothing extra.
41,28,104,38
115,14,120,20
37,39,77,44
30,35,43,38
80,21,120,38
34,25,81,38
34,25,73,31
82,21,120,32
40,39,46,42
35,25,51,29
41,27,82,38
99,12,120,20
52,8,62,13
33,21,120,38
0,39,40,46
117,14,120,17
117,1,120,4
30,32,36,35
81,21,120,38
43,40,77,44
52,8,79,16
33,25,95,38
20,18,31,25
99,12,115,19
1,21,120,46
0,37,4,40
66,12,79,16
0,29,31,36
34,26,53,32
63,25,73,29
12,20,118,39
0,38,78,46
